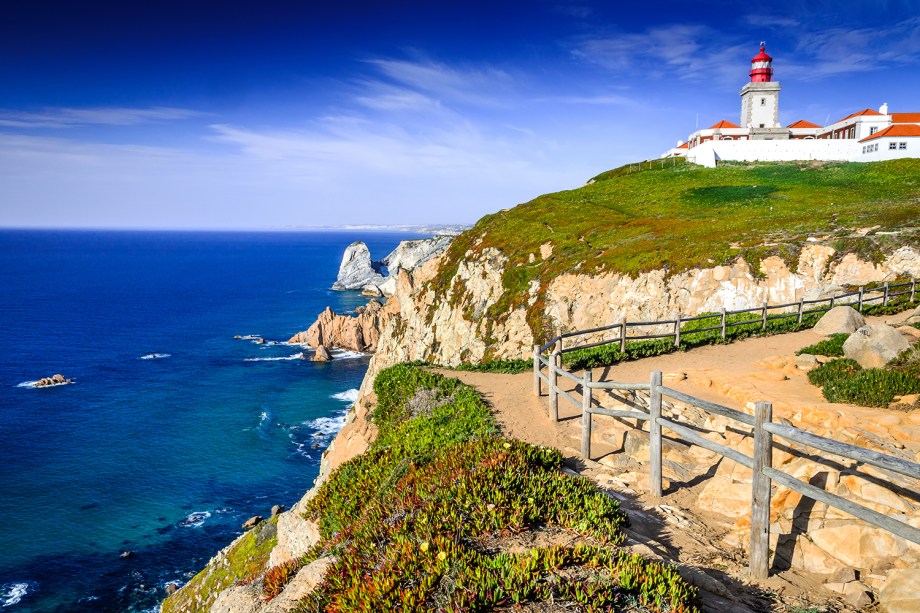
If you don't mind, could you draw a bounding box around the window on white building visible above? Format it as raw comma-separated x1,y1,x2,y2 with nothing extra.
890,142,898,150
900,142,908,149
761,98,766,106
869,127,878,135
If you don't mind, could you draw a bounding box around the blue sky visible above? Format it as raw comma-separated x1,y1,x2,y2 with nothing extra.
2,0,919,229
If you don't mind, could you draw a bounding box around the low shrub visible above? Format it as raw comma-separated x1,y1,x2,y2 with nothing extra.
291,364,699,612
796,333,849,357
808,357,920,407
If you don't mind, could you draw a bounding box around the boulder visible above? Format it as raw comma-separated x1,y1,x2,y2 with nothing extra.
813,306,866,335
896,325,920,342
795,354,818,371
52,374,66,383
331,242,385,290
271,504,285,517
241,515,263,529
879,569,920,613
905,305,920,325
312,345,332,362
361,284,383,297
843,325,910,368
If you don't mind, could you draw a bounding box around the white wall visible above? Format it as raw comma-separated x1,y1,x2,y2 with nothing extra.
687,140,856,168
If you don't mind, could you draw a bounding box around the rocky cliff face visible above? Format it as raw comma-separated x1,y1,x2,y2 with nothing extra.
331,241,384,290
288,300,386,352
358,244,920,387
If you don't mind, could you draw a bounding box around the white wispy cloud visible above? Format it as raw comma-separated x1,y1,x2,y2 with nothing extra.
0,106,202,128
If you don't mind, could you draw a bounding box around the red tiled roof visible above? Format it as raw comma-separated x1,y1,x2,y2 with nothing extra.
891,112,920,124
859,124,920,142
787,119,821,129
709,120,740,129
836,108,883,123
677,142,689,149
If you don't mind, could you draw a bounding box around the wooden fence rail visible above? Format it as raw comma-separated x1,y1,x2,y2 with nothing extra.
532,278,919,580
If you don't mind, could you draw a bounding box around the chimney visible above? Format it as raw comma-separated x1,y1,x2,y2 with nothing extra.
879,102,889,115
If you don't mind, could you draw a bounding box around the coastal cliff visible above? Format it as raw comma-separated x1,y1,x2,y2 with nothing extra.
164,159,920,612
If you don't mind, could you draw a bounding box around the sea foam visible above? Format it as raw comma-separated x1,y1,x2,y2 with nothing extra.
331,388,359,403
244,352,304,362
1,582,30,608
16,380,72,389
329,349,368,360
177,511,210,528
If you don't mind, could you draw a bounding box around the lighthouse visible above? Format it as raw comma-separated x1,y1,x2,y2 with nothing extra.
740,43,788,138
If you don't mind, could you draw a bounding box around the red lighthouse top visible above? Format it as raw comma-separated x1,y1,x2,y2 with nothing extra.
749,43,773,82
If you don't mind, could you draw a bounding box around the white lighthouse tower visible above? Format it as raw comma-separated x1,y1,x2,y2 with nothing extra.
740,43,789,139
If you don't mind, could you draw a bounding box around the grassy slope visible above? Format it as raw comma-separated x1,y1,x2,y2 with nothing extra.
430,159,920,342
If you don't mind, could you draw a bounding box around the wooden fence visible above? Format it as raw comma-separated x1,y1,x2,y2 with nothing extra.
532,279,919,579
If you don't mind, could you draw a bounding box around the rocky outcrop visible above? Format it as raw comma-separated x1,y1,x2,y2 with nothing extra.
813,306,865,336
312,345,332,361
332,236,454,296
844,324,910,368
34,374,72,387
383,236,453,277
288,300,385,353
331,242,384,290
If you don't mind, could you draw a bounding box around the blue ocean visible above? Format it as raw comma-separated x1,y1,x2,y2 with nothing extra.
0,230,421,612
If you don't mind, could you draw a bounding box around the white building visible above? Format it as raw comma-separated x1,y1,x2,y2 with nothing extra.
661,45,920,167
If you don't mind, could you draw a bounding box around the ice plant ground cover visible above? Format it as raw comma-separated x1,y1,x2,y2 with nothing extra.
265,364,699,612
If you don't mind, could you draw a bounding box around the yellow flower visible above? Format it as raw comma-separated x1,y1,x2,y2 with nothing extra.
502,442,511,449
527,497,535,504
420,542,429,553
437,551,447,561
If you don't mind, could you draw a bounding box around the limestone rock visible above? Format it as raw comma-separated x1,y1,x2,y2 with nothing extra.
270,504,285,517
210,582,261,613
382,236,453,277
897,325,920,342
263,556,337,612
331,241,384,290
879,568,920,613
312,345,332,362
361,284,383,297
843,324,910,368
795,353,819,371
813,306,866,335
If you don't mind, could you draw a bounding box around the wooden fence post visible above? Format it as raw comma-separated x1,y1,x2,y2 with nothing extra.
797,298,804,324
884,282,890,306
674,313,681,347
720,308,727,340
750,401,774,580
911,279,916,303
649,371,663,498
761,301,768,330
533,344,541,397
581,370,593,459
549,350,559,422
620,321,627,353
858,288,864,312
829,294,835,309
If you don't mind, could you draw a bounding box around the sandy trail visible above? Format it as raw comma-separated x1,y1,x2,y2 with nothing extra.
436,309,914,612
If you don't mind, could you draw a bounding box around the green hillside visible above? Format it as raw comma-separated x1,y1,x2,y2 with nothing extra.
430,159,920,340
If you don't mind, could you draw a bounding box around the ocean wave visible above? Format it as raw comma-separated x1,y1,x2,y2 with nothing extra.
244,353,304,362
304,411,348,439
1,582,31,608
177,511,211,528
16,380,73,389
329,349,368,360
139,353,171,360
331,388,359,403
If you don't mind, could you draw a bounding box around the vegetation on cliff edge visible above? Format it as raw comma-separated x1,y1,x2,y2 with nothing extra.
267,364,700,612
427,158,920,342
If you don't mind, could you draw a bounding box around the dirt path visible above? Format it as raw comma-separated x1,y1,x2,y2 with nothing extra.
437,310,914,612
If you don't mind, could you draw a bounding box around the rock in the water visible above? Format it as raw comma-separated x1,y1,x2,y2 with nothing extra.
843,324,910,368
361,284,383,297
289,301,383,353
813,306,866,335
241,515,263,529
120,550,135,559
35,374,72,387
331,241,385,290
271,504,285,517
164,582,179,596
312,345,332,362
